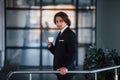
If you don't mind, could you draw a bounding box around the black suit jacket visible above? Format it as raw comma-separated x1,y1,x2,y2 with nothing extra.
48,27,77,70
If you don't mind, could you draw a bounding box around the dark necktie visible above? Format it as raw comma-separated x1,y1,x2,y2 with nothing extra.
56,32,61,40
55,32,61,45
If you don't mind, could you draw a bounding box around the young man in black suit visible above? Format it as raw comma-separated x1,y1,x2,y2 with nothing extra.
46,12,77,80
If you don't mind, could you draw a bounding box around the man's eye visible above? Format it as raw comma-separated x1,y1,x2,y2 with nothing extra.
60,20,63,22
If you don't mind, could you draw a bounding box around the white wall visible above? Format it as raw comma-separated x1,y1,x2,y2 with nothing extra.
0,0,4,68
96,0,120,53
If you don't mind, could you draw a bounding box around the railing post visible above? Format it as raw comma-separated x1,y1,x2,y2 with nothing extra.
114,68,118,80
30,73,32,80
95,72,97,80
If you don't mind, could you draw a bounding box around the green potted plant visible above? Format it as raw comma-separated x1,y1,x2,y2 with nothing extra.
83,46,120,80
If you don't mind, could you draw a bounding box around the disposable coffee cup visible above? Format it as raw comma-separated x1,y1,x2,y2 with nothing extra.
48,37,54,42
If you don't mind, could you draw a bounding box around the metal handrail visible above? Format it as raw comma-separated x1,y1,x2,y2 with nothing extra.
6,65,120,80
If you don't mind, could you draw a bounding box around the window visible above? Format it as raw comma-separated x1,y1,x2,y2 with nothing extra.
5,0,96,68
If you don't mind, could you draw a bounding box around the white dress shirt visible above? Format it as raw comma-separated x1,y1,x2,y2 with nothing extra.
60,25,68,34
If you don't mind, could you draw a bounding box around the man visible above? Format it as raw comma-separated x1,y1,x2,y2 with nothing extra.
46,12,77,80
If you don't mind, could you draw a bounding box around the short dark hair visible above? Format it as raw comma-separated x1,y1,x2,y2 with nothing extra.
54,12,71,27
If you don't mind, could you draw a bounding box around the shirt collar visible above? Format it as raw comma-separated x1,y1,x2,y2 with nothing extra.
60,25,68,34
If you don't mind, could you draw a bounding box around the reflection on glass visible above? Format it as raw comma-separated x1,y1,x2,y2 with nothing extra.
78,48,85,66
6,10,40,28
79,0,91,6
6,0,77,8
92,11,96,28
43,0,53,4
7,49,40,66
42,49,53,66
6,0,41,7
7,30,40,47
92,30,95,44
43,4,75,9
55,0,71,4
78,11,94,28
78,29,92,43
78,0,96,7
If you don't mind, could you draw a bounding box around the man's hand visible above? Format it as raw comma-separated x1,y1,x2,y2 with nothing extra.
57,67,68,75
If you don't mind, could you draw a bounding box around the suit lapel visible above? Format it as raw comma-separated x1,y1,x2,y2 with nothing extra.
55,27,69,45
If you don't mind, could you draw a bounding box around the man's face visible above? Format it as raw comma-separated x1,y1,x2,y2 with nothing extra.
55,16,67,30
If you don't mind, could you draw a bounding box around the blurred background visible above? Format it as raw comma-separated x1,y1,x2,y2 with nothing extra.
0,0,120,80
